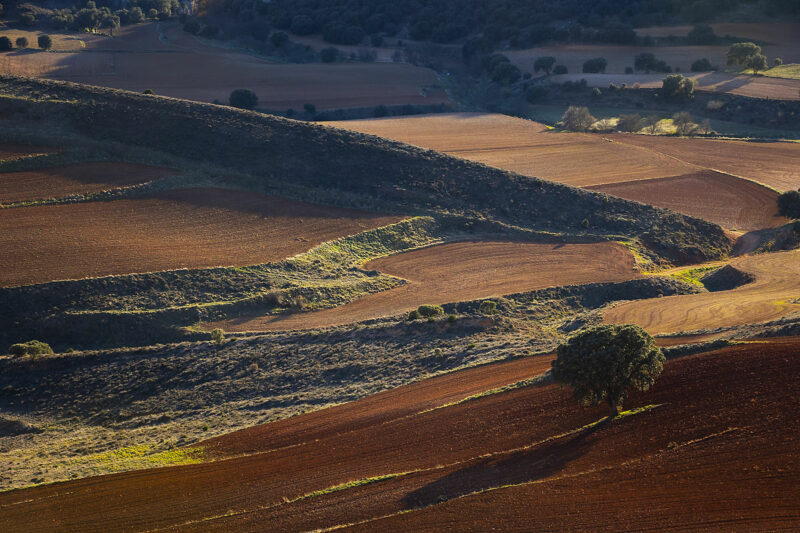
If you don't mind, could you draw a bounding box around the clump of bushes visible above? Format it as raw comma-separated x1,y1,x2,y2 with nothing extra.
561,105,596,132
210,328,225,346
417,304,444,317
582,57,607,73
9,340,54,358
778,189,800,219
479,300,497,314
229,89,258,110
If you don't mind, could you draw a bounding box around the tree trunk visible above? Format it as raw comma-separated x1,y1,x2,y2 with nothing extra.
609,399,620,418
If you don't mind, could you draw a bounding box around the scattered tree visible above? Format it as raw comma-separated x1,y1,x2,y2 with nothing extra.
727,42,761,67
617,113,642,132
143,88,154,94
661,74,696,101
672,111,697,136
634,52,670,73
15,37,28,48
644,114,660,134
229,88,258,110
210,328,225,346
490,61,521,85
38,34,52,50
417,304,444,317
303,103,316,114
129,6,144,23
777,190,800,219
690,58,713,72
773,57,784,67
582,57,607,73
687,24,716,45
9,340,54,358
551,324,665,417
553,64,567,75
561,105,596,132
746,53,768,75
0,36,12,51
533,56,556,75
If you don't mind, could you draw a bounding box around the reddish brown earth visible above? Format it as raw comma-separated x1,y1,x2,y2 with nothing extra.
0,187,401,286
0,143,55,160
590,170,788,232
208,240,640,332
1,338,798,532
0,162,178,204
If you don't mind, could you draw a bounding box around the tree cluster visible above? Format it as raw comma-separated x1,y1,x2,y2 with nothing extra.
727,42,769,75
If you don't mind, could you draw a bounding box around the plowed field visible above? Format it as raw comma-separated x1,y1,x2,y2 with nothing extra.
0,187,401,286
209,240,640,332
0,161,178,204
1,337,796,532
605,249,800,334
590,170,788,232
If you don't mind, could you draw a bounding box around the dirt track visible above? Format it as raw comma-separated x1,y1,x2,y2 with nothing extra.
1,337,797,532
0,162,178,204
590,170,788,232
208,240,640,332
0,23,448,110
605,249,800,334
0,187,401,286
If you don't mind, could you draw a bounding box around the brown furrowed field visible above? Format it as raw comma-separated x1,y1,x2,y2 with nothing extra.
210,240,640,332
330,113,799,230
0,23,449,110
589,170,788,232
1,337,796,532
605,249,800,334
331,113,697,186
0,143,56,160
0,187,402,286
0,162,178,204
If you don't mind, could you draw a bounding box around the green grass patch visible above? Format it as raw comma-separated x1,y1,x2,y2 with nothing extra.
667,265,721,287
750,64,800,80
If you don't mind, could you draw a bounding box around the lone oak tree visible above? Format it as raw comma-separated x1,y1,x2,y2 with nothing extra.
551,324,664,417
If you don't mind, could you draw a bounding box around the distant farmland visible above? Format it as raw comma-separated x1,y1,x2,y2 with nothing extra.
0,23,449,110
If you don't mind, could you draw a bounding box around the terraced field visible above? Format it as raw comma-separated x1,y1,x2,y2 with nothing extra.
1,337,796,532
0,162,178,204
210,240,640,332
605,249,800,334
589,170,788,232
0,187,402,286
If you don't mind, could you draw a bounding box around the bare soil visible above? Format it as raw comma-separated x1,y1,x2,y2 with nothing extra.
0,161,178,204
209,240,640,332
0,187,402,286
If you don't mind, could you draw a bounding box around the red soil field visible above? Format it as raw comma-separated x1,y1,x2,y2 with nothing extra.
590,170,788,232
605,249,800,334
0,161,178,204
0,187,401,287
208,240,640,332
604,133,800,192
1,337,797,532
0,143,55,160
330,113,697,186
0,23,449,110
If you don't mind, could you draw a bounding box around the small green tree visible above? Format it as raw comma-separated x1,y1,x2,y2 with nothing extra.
9,340,54,358
210,328,225,346
773,57,783,67
38,34,52,50
229,88,258,110
417,304,444,317
15,36,28,48
0,36,12,51
644,114,660,134
129,6,144,23
582,57,607,73
727,42,761,67
745,53,768,75
533,56,556,75
661,74,696,101
561,105,596,132
672,111,697,136
777,190,800,219
551,324,664,417
616,113,642,132
690,58,713,72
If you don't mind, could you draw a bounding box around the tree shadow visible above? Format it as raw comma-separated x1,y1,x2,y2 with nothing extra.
402,421,603,509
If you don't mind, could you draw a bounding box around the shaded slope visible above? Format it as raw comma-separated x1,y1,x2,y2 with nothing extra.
1,338,797,532
0,76,730,263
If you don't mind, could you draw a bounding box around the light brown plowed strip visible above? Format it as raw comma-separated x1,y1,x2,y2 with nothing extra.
208,240,640,332
589,170,789,232
0,161,179,204
0,187,402,287
605,249,800,334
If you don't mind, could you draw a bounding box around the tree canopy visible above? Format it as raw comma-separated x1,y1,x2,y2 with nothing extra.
778,190,800,219
551,324,665,416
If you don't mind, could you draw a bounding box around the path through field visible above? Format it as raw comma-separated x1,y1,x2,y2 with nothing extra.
1,337,796,532
209,240,640,332
604,249,800,334
0,187,401,286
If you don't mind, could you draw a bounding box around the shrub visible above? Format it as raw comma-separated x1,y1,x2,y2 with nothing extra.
634,53,670,73
591,87,602,97
0,36,12,51
129,6,144,23
551,324,664,416
38,34,52,50
582,57,607,73
447,314,457,323
777,190,800,219
672,111,697,136
561,105,596,132
417,304,444,317
491,61,521,85
210,328,225,345
229,89,258,110
9,340,54,358
479,300,497,314
661,74,696,101
690,58,713,72
408,309,422,320
320,47,339,63
15,37,28,48
142,88,154,95
147,8,158,20
533,56,556,75
552,64,567,75
774,57,783,67
616,113,642,132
